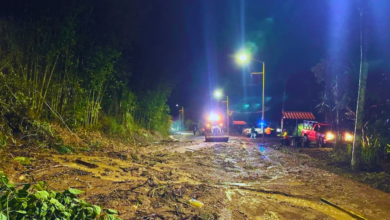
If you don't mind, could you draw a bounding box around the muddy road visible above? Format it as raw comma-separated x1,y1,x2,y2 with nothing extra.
22,134,390,219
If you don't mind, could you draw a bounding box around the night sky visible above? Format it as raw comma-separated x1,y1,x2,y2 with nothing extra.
136,0,390,125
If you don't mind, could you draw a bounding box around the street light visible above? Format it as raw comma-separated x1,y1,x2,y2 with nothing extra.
214,89,223,99
235,50,252,65
176,104,184,131
235,50,266,144
213,89,229,136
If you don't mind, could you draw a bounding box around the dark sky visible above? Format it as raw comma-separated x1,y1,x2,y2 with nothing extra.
137,0,390,124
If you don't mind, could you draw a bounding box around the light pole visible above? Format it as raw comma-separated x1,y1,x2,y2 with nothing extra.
176,104,184,131
235,51,265,144
214,89,229,136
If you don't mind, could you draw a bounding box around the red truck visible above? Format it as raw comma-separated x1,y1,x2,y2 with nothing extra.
301,123,336,148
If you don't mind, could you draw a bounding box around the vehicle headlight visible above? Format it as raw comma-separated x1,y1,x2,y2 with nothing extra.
208,113,220,121
326,132,335,140
345,133,353,142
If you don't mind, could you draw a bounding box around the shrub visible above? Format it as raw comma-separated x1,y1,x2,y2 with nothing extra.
0,172,121,220
361,136,382,166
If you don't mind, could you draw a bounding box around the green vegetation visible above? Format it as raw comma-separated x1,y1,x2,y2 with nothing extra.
0,172,121,220
13,157,32,166
312,60,390,167
0,0,172,143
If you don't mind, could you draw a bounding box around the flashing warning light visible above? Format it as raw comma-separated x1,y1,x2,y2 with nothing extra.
208,113,220,121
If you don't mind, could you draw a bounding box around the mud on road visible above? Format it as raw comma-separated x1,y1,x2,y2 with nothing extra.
7,135,390,219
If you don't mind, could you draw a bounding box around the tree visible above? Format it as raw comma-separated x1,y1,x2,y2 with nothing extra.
185,119,193,131
311,60,352,134
352,0,369,170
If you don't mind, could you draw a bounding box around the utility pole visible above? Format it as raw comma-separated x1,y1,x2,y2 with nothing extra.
227,96,229,135
181,107,184,130
281,79,287,132
261,62,265,144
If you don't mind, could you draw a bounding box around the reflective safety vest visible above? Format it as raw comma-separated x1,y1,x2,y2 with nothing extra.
283,131,289,139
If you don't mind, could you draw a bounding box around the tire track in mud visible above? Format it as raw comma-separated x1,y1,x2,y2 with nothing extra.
170,137,369,220
45,136,376,220
49,154,359,219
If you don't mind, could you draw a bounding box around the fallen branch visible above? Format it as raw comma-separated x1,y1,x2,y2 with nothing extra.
75,159,98,168
321,198,367,220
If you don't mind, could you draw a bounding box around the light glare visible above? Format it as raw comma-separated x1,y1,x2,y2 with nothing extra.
345,132,353,141
326,132,335,140
214,89,223,98
235,50,251,65
208,113,220,121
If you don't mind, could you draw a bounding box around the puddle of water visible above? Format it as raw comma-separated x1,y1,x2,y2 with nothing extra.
235,189,356,220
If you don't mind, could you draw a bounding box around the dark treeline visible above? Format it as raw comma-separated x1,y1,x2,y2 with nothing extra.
0,0,172,136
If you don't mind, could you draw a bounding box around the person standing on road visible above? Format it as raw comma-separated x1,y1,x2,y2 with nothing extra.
280,129,290,145
265,126,273,138
250,126,256,139
193,122,197,135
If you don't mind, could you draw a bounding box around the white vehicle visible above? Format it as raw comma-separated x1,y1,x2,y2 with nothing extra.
242,127,263,136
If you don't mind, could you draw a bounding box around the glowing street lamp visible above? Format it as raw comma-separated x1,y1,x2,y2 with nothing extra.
234,50,266,144
235,50,251,65
214,89,223,99
213,89,229,136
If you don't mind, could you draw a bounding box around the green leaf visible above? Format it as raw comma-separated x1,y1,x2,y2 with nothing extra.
54,145,72,154
64,196,71,204
106,214,115,220
93,205,101,215
41,202,48,212
0,212,7,220
49,190,56,198
16,210,27,214
14,157,32,166
63,211,71,218
35,181,44,191
1,174,8,184
35,191,49,200
68,188,84,195
50,198,65,211
6,183,15,188
106,209,118,214
86,207,94,215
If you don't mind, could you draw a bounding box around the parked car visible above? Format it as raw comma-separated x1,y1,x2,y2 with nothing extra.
301,123,335,147
242,127,263,136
